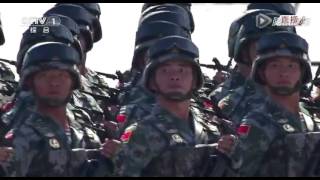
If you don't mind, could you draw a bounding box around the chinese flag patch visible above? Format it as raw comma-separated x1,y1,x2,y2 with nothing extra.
203,99,213,109
237,124,251,136
120,130,133,143
116,114,127,123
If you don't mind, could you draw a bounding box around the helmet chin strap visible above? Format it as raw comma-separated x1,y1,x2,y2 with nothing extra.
152,80,194,102
268,80,302,96
34,93,72,108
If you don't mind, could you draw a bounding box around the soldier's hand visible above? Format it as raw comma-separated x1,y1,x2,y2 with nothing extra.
101,138,121,158
0,147,13,162
216,135,237,155
102,121,119,132
213,71,229,84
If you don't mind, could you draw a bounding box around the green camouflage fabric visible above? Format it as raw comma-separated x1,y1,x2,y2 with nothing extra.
1,88,104,144
116,103,156,137
2,88,105,130
82,70,120,123
218,79,267,127
209,71,246,104
71,89,104,124
119,83,155,106
112,104,221,177
84,68,110,87
0,62,17,106
0,108,106,177
1,90,35,133
82,69,110,97
0,62,15,82
230,97,320,177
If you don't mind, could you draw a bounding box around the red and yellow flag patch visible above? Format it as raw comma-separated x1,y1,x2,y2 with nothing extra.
116,114,127,123
237,124,251,136
120,131,133,143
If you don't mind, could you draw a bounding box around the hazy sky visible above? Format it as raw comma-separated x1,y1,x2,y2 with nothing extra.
0,3,319,84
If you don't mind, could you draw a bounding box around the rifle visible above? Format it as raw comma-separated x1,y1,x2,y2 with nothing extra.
95,71,120,81
307,62,320,97
0,58,16,66
81,90,119,106
200,57,231,72
191,94,236,135
191,95,236,177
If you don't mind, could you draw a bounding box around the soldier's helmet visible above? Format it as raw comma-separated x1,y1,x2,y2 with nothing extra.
141,3,194,33
142,35,203,92
228,9,296,65
247,3,296,15
141,3,192,12
20,42,81,90
17,22,83,75
252,31,311,85
140,10,193,34
132,21,191,71
44,4,97,52
55,3,102,42
44,14,81,36
0,18,5,45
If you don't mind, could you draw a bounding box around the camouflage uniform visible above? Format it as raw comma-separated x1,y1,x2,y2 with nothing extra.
0,108,107,177
112,35,224,177
2,83,105,135
116,103,155,136
113,104,220,177
209,71,246,104
71,88,104,124
218,79,267,127
229,31,316,177
230,98,320,176
118,70,155,106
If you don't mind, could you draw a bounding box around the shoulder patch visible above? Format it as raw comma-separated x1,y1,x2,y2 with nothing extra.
120,125,137,143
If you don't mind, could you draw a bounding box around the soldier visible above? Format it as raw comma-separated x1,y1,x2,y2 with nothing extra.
2,21,89,135
112,36,235,177
209,9,296,105
0,17,17,106
44,4,117,129
117,4,194,133
213,10,296,126
0,42,119,177
228,31,320,177
0,17,14,174
116,20,192,135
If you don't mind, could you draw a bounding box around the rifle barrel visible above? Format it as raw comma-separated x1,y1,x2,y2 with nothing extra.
96,71,118,80
0,58,16,66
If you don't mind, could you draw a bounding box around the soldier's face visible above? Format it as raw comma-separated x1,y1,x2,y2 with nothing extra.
32,69,73,106
152,60,194,95
263,57,301,90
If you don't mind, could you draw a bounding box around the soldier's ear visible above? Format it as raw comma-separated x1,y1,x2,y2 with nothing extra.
148,77,157,92
258,69,267,85
24,76,34,90
192,70,197,90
